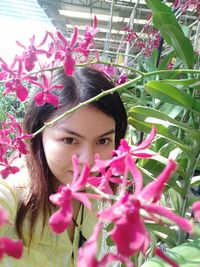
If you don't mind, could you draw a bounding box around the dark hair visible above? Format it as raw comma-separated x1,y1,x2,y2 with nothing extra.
16,67,127,243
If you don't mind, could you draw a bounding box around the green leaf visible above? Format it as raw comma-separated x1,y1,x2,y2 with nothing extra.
160,78,200,87
144,81,200,114
145,0,174,14
145,223,178,247
160,24,194,68
129,106,200,140
153,12,183,44
128,117,192,155
142,239,200,267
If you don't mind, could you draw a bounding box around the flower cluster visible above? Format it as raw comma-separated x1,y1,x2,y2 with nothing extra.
0,16,99,107
123,23,161,57
174,0,200,18
0,115,32,179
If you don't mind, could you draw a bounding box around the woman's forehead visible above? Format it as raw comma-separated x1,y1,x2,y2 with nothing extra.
47,106,116,136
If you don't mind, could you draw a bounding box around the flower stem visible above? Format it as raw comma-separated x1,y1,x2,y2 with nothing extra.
32,75,143,136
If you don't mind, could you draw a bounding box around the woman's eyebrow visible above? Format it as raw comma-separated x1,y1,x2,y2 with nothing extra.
57,127,115,139
98,129,115,138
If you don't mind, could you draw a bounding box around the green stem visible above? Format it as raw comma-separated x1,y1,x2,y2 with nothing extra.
144,69,200,77
32,75,143,136
76,60,144,75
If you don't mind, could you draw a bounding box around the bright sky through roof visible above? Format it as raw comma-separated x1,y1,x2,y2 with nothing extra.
0,0,55,62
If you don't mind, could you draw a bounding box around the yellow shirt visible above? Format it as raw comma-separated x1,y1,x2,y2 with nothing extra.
0,177,100,267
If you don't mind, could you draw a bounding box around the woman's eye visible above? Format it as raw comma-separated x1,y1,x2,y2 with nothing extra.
97,138,110,145
63,137,78,144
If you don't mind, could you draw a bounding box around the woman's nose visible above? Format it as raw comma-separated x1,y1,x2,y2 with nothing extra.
78,146,95,168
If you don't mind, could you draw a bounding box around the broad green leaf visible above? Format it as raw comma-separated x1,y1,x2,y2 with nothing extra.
128,117,192,155
142,239,200,267
145,0,174,14
160,24,194,68
144,81,200,114
129,106,200,140
153,12,183,44
145,223,178,247
160,78,200,87
159,103,183,119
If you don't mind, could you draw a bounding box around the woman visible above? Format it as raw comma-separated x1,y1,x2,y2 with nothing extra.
0,67,127,266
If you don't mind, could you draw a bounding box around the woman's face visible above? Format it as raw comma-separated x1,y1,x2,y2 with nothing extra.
42,106,115,186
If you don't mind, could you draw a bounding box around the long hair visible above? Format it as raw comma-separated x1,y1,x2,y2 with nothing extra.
16,67,127,243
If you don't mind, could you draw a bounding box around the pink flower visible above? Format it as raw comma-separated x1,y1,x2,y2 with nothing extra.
98,160,192,258
98,195,150,257
55,27,79,76
0,115,32,178
6,114,32,155
124,26,138,43
49,155,98,233
0,237,23,260
16,32,51,71
116,72,128,85
0,56,37,102
92,127,157,195
88,168,127,195
77,223,133,267
29,73,64,107
78,16,100,58
0,159,20,179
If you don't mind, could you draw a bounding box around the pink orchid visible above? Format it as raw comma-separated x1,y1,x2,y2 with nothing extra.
0,237,23,260
88,166,132,195
49,155,98,233
29,73,64,107
92,127,157,194
78,16,100,57
0,159,20,179
0,56,37,102
98,194,150,257
155,248,179,267
116,72,128,85
55,27,79,76
16,32,51,71
77,222,133,267
124,26,139,43
98,160,192,258
0,115,31,178
103,65,116,77
5,114,32,155
88,168,125,195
